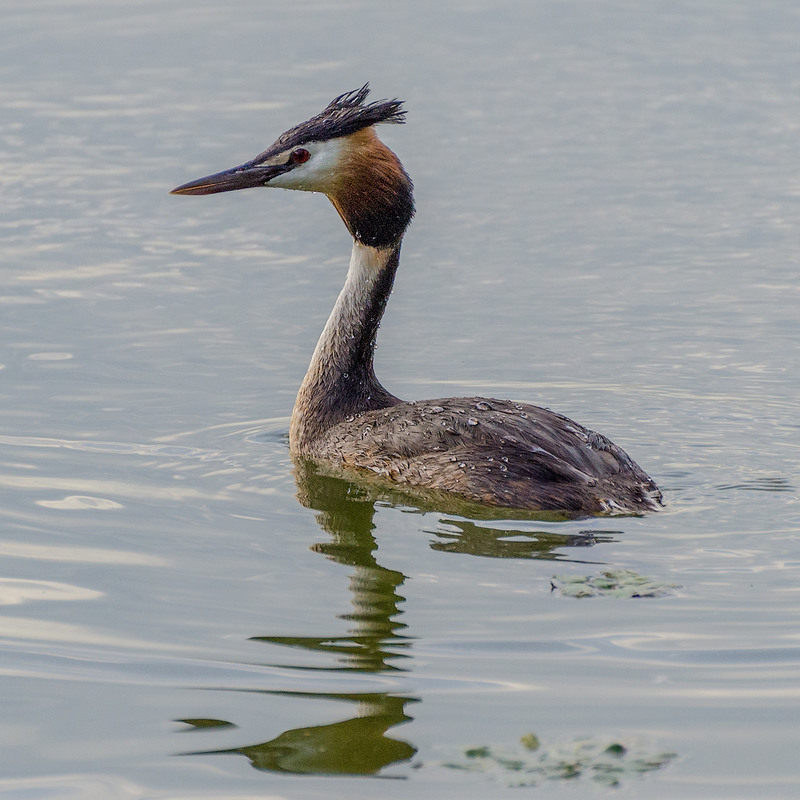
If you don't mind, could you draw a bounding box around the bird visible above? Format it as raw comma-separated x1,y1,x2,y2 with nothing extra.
171,85,662,516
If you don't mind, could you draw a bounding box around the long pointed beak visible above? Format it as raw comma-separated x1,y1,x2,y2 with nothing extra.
170,160,291,195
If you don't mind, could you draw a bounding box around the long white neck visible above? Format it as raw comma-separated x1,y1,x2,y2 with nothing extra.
290,240,401,453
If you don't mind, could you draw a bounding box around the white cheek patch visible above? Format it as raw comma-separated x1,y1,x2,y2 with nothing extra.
268,139,345,192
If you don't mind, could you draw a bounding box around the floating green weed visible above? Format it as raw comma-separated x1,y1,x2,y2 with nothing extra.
436,734,676,787
551,569,680,598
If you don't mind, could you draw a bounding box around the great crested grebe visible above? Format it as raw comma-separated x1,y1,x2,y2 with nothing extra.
172,85,662,515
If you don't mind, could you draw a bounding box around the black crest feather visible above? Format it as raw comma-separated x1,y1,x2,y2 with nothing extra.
320,84,406,131
255,84,406,162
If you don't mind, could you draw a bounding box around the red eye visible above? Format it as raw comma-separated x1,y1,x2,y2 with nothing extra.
290,148,310,164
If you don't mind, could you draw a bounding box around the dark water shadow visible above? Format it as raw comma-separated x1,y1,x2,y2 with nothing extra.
177,460,621,777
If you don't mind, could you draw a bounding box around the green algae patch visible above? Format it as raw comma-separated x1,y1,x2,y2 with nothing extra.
551,569,680,598
435,734,677,787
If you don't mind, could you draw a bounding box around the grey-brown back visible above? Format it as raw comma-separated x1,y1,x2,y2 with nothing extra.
304,397,662,516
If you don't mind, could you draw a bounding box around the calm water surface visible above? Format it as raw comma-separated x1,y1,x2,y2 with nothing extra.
1,1,799,797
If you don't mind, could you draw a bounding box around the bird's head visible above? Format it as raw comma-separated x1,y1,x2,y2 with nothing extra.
171,84,414,248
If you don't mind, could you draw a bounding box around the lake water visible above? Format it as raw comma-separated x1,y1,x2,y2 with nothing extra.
1,1,799,797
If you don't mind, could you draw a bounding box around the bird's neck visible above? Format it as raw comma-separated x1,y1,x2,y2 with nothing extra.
290,240,402,453
327,129,414,249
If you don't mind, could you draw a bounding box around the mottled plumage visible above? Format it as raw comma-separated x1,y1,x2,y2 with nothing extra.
307,397,660,515
172,85,662,516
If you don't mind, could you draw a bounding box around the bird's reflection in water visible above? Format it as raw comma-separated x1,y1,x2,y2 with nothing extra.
185,691,416,776
179,461,619,777
430,519,616,560
257,460,414,673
